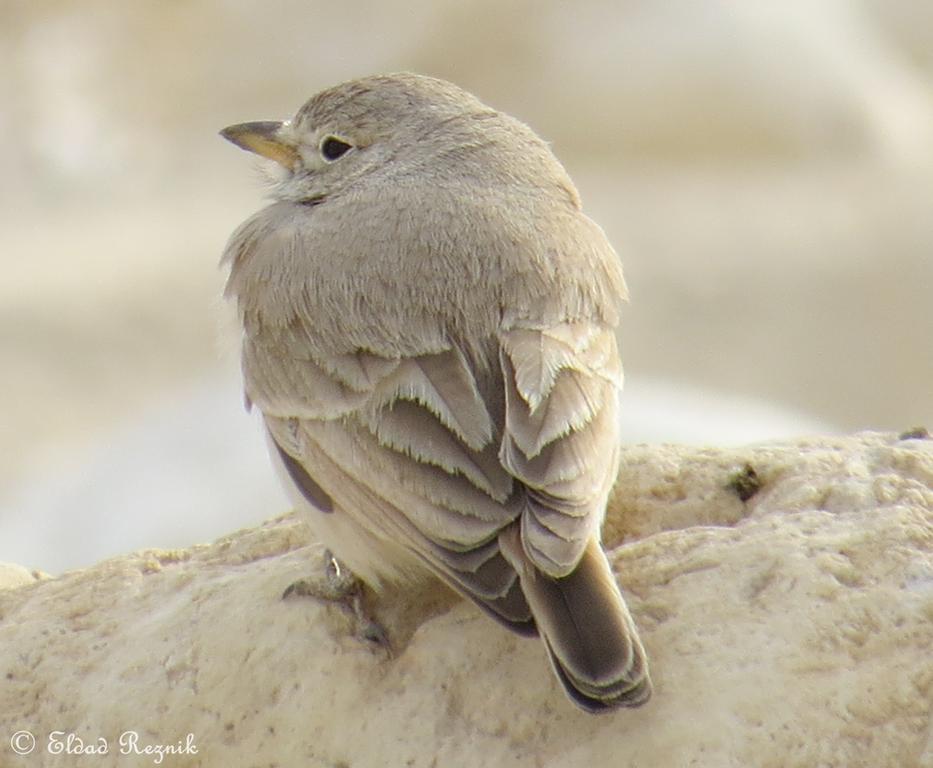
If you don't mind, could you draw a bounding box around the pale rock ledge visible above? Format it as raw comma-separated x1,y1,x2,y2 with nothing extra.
1,431,931,767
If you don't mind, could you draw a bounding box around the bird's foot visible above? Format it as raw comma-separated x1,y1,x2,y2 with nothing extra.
283,549,391,654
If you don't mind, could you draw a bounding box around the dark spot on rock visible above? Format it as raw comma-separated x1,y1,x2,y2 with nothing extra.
728,463,762,502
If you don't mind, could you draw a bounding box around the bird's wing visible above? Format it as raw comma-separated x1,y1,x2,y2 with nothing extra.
496,321,652,711
246,320,533,630
498,321,623,577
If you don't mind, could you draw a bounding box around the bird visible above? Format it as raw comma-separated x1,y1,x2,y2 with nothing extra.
220,72,651,713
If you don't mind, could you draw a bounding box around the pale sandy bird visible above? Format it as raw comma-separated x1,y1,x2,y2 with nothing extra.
220,73,651,712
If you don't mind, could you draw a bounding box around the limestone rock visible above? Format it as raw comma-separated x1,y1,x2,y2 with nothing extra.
1,432,931,767
0,563,40,591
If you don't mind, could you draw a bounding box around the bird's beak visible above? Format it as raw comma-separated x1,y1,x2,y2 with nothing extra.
219,121,300,170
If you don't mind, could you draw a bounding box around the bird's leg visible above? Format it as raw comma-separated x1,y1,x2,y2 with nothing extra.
283,549,391,654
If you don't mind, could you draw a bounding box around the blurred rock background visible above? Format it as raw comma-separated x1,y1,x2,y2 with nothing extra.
2,0,931,572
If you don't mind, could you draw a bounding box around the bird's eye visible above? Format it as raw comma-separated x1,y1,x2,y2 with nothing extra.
320,136,353,161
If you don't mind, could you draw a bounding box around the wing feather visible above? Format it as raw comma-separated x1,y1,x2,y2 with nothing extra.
255,335,527,627
499,323,622,577
503,359,609,458
358,399,513,501
243,342,369,418
265,415,530,628
369,349,495,450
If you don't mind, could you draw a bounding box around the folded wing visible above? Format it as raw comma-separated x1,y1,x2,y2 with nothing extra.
498,321,623,577
248,320,532,631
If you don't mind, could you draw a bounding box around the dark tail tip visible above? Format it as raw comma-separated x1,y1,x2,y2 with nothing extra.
545,634,652,713
516,536,653,713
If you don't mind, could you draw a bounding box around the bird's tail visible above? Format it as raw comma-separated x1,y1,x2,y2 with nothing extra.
500,530,652,713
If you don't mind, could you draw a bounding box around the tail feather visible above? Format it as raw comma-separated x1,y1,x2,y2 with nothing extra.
501,529,652,712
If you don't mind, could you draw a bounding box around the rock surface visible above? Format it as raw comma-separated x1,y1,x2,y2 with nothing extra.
1,432,931,767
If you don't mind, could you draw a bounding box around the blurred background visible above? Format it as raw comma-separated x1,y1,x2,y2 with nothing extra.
2,0,931,573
